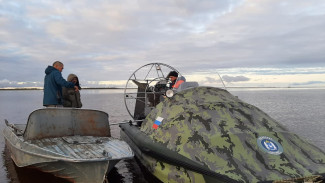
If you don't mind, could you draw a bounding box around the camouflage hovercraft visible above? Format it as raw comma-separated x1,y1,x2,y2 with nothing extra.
120,63,325,183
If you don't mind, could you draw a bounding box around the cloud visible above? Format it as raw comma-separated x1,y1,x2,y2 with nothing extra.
0,79,42,88
215,67,325,76
83,80,126,88
1,1,325,88
0,79,10,85
205,77,221,83
291,81,325,86
222,75,250,83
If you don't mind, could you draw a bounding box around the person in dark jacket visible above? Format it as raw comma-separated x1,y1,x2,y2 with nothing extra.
62,74,82,108
43,61,78,107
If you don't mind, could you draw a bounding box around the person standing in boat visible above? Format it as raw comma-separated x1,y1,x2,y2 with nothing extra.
62,74,82,108
167,71,186,89
43,61,79,107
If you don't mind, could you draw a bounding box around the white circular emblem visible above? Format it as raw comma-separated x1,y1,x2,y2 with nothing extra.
257,136,283,155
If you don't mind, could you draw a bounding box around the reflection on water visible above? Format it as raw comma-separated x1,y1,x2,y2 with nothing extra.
0,88,324,182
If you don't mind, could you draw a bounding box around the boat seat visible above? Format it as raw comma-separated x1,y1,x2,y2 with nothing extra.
24,108,110,140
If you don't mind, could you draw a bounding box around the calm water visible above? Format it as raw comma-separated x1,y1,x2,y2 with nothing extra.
0,88,324,182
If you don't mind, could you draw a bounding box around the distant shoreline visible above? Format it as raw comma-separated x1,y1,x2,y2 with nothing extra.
0,87,125,91
0,86,324,91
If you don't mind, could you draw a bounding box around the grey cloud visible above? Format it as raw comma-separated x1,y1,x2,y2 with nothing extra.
205,77,221,83
222,75,250,83
0,79,10,85
0,79,42,88
1,0,325,88
291,81,325,86
221,67,325,76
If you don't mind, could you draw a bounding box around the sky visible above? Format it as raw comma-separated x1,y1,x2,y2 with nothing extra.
1,0,325,88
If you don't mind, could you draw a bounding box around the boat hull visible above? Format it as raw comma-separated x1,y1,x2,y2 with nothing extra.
4,130,125,183
120,87,325,183
120,124,234,183
3,108,134,183
120,129,213,183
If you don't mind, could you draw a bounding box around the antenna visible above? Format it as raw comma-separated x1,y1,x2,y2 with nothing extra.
217,72,227,90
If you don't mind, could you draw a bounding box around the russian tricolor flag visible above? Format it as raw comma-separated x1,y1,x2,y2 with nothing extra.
152,117,164,129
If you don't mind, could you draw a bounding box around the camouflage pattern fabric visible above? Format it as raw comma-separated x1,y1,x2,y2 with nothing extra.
140,87,325,182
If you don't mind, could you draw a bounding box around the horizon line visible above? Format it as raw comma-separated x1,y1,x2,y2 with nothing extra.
1,86,325,91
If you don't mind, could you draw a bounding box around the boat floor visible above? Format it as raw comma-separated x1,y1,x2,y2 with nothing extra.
8,124,132,161
14,134,132,161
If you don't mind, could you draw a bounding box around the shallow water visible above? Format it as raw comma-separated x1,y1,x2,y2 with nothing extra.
0,88,324,182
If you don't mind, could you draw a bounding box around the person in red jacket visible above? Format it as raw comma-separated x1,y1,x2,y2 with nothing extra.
167,71,186,89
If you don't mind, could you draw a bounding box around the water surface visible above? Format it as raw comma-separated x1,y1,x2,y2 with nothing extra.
0,88,324,182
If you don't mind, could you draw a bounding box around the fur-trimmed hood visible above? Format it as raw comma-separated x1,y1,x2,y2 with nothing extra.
67,73,81,90
67,74,78,82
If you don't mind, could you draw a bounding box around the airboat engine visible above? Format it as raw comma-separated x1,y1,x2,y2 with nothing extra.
124,63,182,123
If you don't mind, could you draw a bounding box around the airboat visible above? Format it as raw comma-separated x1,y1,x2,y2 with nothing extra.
119,63,325,182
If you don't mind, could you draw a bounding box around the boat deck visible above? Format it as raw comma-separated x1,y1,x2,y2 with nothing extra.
25,135,133,161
